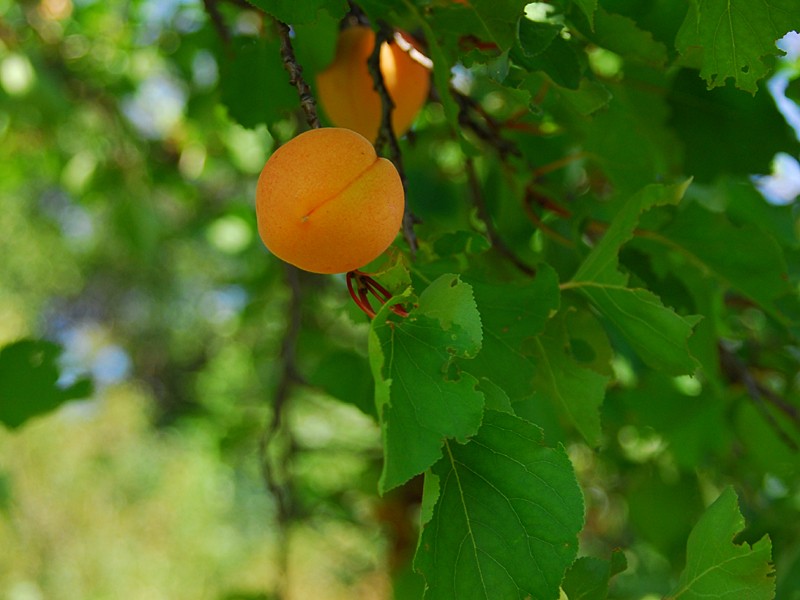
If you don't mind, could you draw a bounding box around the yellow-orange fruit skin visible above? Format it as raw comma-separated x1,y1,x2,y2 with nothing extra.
256,128,404,275
315,26,430,141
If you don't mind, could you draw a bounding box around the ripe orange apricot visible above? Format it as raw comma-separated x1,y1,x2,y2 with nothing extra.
315,26,430,142
255,127,404,274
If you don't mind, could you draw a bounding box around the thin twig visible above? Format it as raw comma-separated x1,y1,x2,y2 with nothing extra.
366,19,419,255
452,89,521,160
720,345,799,451
275,20,320,129
465,157,536,277
259,264,305,598
202,0,230,45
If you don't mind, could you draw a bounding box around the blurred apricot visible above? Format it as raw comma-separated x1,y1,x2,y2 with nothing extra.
316,26,430,141
255,127,404,274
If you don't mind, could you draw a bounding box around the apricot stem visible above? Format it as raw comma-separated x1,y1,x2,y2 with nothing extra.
346,270,409,319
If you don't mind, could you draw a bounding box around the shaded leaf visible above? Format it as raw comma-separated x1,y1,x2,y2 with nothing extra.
466,264,561,399
571,182,701,375
582,82,683,191
555,78,612,116
666,487,775,599
516,35,583,89
517,19,561,57
0,339,92,429
581,8,668,66
575,181,691,283
572,0,598,28
531,326,609,447
667,70,800,182
415,410,584,600
309,350,375,419
649,202,795,324
219,36,298,129
244,0,348,24
460,0,529,52
562,550,628,600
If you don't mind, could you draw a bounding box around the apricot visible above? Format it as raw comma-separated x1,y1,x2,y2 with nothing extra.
315,26,430,142
255,127,404,274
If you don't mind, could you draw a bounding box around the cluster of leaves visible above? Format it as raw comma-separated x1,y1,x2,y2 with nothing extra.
226,0,800,597
2,0,800,598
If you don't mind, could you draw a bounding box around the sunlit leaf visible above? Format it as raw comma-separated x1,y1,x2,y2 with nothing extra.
675,0,797,93
369,275,485,493
415,410,584,600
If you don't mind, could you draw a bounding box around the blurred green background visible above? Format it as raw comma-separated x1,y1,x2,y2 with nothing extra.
0,1,396,598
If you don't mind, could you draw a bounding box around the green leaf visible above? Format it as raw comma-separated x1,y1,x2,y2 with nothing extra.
516,35,583,89
219,36,298,129
466,264,561,399
666,487,775,599
415,410,584,600
570,182,701,375
667,71,800,182
530,324,610,447
554,78,612,116
309,350,375,418
648,202,795,324
675,0,798,93
244,0,348,24
575,181,691,283
572,0,598,28
517,19,561,57
562,550,627,600
581,285,701,374
460,0,529,52
581,8,668,66
369,275,485,493
581,82,682,191
0,339,92,429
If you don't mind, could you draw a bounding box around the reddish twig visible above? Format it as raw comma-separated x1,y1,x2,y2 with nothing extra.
347,270,409,319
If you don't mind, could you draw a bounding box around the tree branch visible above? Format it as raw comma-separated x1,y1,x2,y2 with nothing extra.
274,20,321,129
259,264,305,598
720,345,799,451
452,88,521,160
465,157,536,277
365,19,420,256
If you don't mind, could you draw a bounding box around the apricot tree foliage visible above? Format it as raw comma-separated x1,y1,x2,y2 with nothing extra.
223,0,800,598
2,0,799,598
